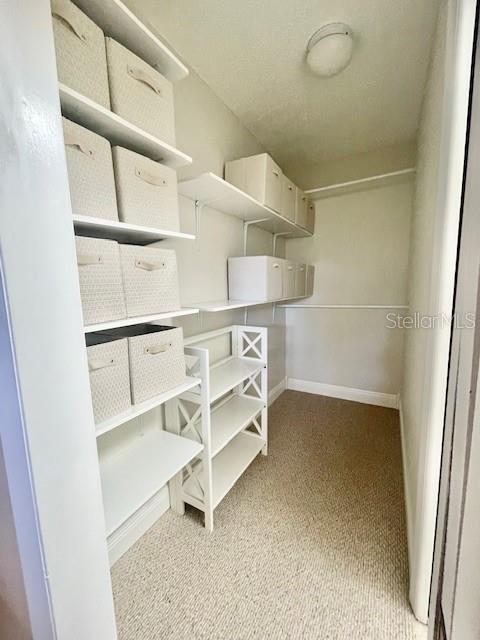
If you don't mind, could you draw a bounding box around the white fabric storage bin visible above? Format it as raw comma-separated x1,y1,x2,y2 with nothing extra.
63,117,118,221
306,200,316,234
225,153,283,213
228,256,283,302
101,325,186,404
51,0,110,108
75,237,126,325
282,260,296,299
86,336,131,424
306,265,315,296
112,147,179,231
294,264,307,297
119,244,180,317
295,188,308,228
106,38,175,145
281,175,296,221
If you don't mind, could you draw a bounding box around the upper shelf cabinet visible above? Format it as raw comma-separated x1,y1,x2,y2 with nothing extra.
72,0,188,82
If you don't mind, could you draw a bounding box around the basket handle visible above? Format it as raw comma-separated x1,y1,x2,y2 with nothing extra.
51,0,87,42
135,258,167,271
135,167,168,187
144,342,172,355
88,357,115,372
77,253,103,266
127,65,163,96
64,130,94,159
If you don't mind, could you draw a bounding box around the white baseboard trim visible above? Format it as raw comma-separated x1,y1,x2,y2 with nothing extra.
268,377,287,406
398,396,413,570
286,378,399,409
108,487,170,566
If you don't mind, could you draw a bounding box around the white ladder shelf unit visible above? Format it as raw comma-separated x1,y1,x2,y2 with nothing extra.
165,325,268,530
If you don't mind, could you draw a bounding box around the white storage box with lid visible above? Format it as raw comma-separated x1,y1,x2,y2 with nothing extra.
119,244,180,317
282,260,296,298
106,38,175,146
75,236,126,326
63,117,118,221
295,188,308,228
281,175,296,221
85,335,131,424
306,265,315,296
112,146,179,230
294,264,307,297
306,200,315,234
101,325,186,404
51,0,110,108
228,256,283,302
225,153,283,213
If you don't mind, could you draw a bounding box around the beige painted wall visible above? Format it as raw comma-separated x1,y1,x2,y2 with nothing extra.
285,181,413,394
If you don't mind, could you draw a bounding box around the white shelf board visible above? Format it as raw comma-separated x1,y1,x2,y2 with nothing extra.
73,0,188,81
73,214,195,245
178,173,311,238
60,84,192,168
195,296,309,312
85,308,199,334
183,431,264,509
305,168,416,201
95,376,200,438
100,428,202,535
208,358,266,403
210,395,265,458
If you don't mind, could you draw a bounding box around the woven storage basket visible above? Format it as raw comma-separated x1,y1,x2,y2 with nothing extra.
112,147,179,230
119,244,180,317
100,325,186,404
294,264,306,297
106,38,175,145
86,337,131,424
51,0,110,108
75,237,126,325
306,265,315,296
63,118,118,221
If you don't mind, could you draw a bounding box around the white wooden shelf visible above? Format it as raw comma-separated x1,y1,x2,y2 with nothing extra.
84,308,199,334
183,431,264,509
178,172,311,238
209,395,265,458
73,0,189,82
60,84,192,168
208,357,266,403
73,214,195,245
100,428,202,535
195,296,309,312
95,376,200,438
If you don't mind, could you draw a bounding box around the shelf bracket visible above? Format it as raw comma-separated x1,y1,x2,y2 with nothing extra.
243,307,248,325
243,218,271,256
272,302,277,323
272,232,291,257
194,196,225,237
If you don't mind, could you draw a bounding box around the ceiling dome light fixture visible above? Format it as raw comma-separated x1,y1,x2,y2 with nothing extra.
306,23,354,77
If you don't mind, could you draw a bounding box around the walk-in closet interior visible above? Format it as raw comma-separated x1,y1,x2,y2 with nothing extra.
0,0,476,639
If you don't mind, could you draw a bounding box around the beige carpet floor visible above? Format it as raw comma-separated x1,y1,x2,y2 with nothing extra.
112,391,427,640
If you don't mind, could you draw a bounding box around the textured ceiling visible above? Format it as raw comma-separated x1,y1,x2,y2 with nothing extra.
132,0,439,173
